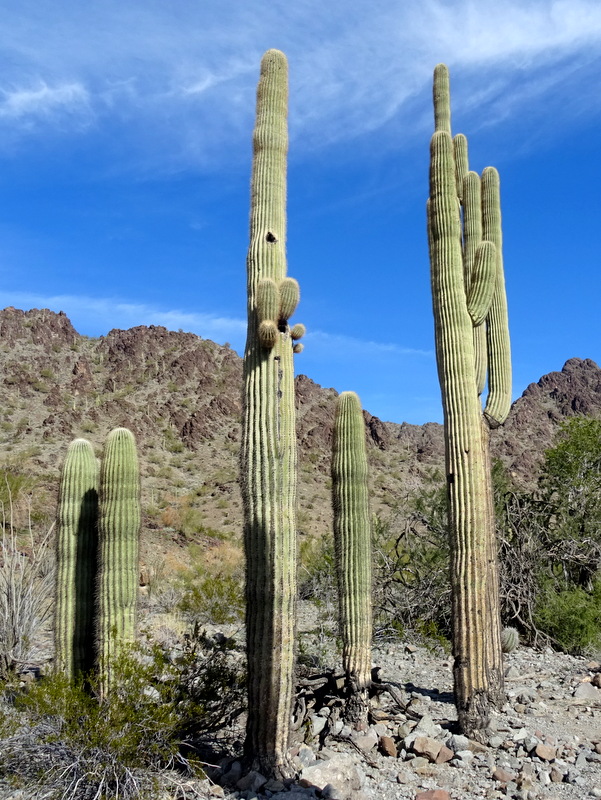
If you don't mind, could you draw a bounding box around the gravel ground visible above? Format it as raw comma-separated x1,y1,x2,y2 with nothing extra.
213,630,601,800
3,611,601,800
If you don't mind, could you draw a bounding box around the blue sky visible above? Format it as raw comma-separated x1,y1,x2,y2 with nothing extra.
0,1,600,424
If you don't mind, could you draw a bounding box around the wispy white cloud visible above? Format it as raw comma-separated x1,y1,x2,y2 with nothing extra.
305,329,433,359
0,1,600,163
0,81,89,120
0,81,92,137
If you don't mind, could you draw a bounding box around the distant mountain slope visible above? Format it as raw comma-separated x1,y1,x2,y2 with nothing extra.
493,357,601,484
1,306,599,568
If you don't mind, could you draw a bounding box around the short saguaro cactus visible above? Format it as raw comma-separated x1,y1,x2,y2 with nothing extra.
55,438,99,678
332,391,372,725
96,427,141,692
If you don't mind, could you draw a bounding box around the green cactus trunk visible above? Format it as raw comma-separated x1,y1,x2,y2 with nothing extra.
96,427,141,693
428,64,511,737
241,49,304,779
332,392,372,725
55,438,99,678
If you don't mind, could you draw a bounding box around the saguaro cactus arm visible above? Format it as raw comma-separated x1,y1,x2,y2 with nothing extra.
481,166,512,427
433,63,451,133
453,134,468,202
466,240,497,326
257,278,280,323
462,169,488,393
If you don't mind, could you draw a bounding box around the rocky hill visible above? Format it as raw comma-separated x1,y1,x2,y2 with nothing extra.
1,306,600,572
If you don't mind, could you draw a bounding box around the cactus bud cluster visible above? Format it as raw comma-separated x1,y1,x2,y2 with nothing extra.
256,275,305,351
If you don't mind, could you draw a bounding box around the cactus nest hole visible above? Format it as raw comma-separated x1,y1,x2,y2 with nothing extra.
266,231,277,243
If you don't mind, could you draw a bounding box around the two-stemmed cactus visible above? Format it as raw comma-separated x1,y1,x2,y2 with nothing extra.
241,49,305,779
55,427,141,691
427,64,511,738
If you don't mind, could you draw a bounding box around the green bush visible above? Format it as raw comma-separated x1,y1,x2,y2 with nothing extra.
177,543,244,626
178,570,244,625
372,476,451,644
15,647,187,764
540,417,601,588
534,580,601,654
298,533,336,604
0,634,245,799
496,419,601,650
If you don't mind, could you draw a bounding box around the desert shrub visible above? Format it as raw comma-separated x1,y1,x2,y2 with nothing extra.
496,418,601,649
298,533,336,604
0,468,36,524
372,474,451,644
173,625,246,737
0,499,55,678
496,483,550,638
534,580,601,654
0,632,245,799
297,534,338,666
177,541,244,626
384,428,601,655
160,497,207,536
539,417,601,588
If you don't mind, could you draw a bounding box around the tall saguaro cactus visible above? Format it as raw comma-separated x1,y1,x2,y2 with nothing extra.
241,50,304,779
427,64,511,737
332,392,372,724
55,438,99,678
96,427,141,691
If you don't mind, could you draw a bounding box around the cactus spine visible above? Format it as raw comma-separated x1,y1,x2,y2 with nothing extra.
241,49,304,779
96,427,141,691
332,392,372,724
427,64,511,737
55,438,99,678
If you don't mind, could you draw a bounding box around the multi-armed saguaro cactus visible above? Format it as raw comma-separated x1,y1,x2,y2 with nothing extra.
427,64,511,738
241,49,305,779
332,391,372,725
96,427,141,691
55,438,99,678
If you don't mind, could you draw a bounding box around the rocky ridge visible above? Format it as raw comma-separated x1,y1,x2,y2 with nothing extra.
1,307,600,567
